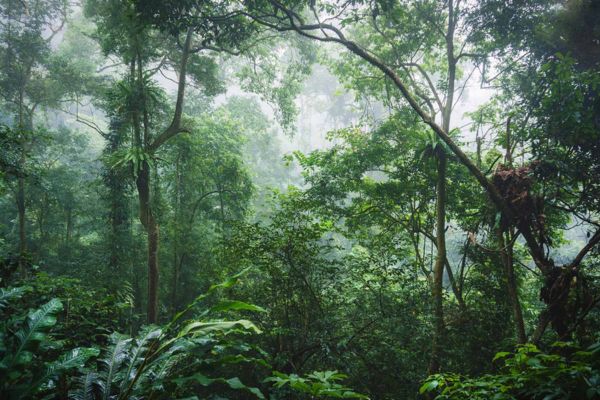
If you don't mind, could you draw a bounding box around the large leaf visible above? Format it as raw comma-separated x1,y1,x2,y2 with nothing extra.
174,373,265,399
179,320,262,337
210,300,267,314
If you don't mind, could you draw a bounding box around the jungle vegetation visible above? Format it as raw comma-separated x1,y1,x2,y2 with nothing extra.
1,0,599,399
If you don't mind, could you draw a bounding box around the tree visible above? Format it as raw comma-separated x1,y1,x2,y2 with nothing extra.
0,0,69,270
86,0,276,323
163,104,253,313
230,0,600,345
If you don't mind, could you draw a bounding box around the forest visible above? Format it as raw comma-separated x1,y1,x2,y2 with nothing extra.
1,0,599,399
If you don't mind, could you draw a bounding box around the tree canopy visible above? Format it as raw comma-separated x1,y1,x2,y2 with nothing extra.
1,0,599,399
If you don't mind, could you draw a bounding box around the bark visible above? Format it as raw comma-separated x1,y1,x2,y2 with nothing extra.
531,309,551,344
64,206,73,262
429,150,447,375
17,90,27,273
429,4,454,372
171,154,181,315
17,172,26,271
476,136,482,168
497,228,527,344
132,28,193,324
136,161,160,324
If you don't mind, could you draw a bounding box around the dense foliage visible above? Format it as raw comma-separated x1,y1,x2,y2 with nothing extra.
1,0,599,399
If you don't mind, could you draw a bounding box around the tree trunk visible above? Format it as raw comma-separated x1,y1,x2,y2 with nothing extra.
498,117,526,343
65,207,72,247
64,206,72,263
171,251,180,314
171,155,181,315
105,124,129,277
136,161,159,324
429,5,454,370
429,150,447,374
498,228,527,344
132,27,192,324
17,172,26,271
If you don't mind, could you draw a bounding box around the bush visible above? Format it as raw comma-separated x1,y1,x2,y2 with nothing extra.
421,342,600,400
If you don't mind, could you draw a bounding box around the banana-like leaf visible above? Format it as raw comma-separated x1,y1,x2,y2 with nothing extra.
167,268,252,331
179,320,262,337
210,300,267,314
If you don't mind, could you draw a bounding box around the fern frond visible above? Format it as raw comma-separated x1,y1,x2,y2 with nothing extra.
46,347,100,378
100,334,132,400
0,286,29,310
12,298,63,366
118,327,161,393
70,371,99,400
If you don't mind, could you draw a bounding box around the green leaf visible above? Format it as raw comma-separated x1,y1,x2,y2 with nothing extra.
180,319,262,336
419,379,440,394
493,352,511,362
210,300,267,314
13,298,63,366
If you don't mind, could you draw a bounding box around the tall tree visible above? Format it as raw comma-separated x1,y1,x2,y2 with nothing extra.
228,0,600,344
87,0,267,322
0,0,68,270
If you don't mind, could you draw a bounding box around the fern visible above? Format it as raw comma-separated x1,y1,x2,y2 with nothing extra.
44,347,99,379
12,298,63,366
0,286,29,310
25,347,100,398
100,333,132,400
70,372,99,400
118,327,161,394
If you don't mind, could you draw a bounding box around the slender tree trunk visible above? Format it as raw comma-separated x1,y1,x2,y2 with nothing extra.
65,207,72,246
130,52,160,324
64,206,72,262
17,171,26,269
476,136,482,168
429,150,447,374
171,249,179,314
171,155,181,315
105,123,129,276
136,161,159,324
132,28,192,324
17,88,27,272
429,4,455,371
497,116,526,343
497,228,527,343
